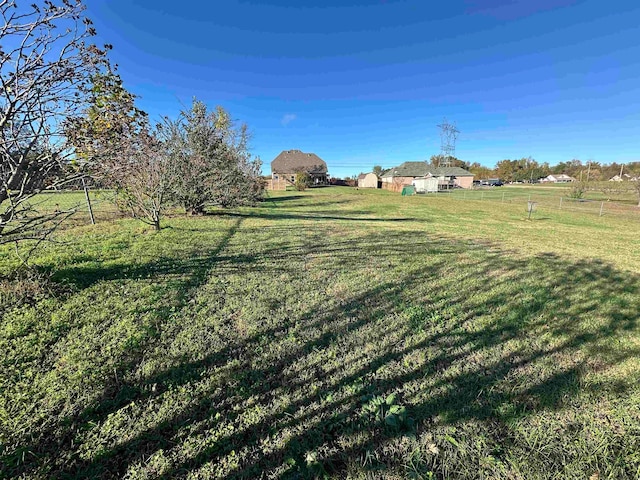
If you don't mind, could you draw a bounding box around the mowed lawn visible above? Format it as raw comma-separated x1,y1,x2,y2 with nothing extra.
1,188,640,479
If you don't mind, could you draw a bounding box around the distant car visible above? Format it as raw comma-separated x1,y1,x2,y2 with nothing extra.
478,179,502,186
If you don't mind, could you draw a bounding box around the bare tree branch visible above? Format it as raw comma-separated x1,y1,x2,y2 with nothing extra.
1,0,110,248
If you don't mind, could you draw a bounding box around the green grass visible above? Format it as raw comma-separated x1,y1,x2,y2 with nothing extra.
436,184,639,215
1,189,640,479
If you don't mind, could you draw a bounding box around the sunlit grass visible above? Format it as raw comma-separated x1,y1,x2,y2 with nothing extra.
1,188,639,479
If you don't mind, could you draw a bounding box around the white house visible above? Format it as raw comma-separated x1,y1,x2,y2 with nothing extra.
542,174,575,183
610,174,637,182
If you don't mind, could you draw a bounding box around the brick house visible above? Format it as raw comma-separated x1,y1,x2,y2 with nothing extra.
380,161,475,191
270,150,328,190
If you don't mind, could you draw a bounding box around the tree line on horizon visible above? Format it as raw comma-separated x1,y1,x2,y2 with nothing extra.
464,157,640,184
354,156,640,184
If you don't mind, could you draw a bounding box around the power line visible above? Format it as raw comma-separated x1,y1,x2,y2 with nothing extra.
437,118,459,167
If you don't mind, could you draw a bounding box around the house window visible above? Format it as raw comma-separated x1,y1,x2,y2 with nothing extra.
273,175,278,180
291,176,295,182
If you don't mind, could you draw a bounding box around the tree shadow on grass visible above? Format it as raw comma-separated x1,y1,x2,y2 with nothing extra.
210,210,419,223
0,218,244,478
50,217,245,291
3,219,640,479
261,194,306,203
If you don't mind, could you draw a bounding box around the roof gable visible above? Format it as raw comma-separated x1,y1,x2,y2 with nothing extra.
382,161,473,178
271,149,327,174
382,161,430,177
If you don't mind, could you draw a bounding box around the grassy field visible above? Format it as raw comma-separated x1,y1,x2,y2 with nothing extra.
430,183,639,218
1,188,640,479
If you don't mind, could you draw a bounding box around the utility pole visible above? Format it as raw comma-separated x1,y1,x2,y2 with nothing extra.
436,119,459,168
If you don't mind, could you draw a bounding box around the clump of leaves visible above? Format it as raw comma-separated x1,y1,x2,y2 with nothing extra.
360,393,413,432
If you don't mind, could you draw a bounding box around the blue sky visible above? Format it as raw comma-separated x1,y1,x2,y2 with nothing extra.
88,0,640,178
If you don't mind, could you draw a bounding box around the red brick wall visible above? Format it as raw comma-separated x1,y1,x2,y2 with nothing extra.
455,176,474,189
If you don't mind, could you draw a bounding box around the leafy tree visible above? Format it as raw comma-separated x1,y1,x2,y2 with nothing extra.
163,99,263,214
294,171,312,191
1,0,111,246
373,165,383,177
552,159,583,177
494,157,546,183
495,159,516,183
65,69,171,229
430,155,468,169
468,162,495,180
65,70,148,167
108,127,173,231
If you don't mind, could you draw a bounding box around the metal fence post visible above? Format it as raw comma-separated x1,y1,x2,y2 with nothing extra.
82,177,95,225
599,201,604,217
559,197,563,210
502,191,505,203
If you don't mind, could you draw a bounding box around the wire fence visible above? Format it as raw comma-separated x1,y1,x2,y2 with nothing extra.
421,188,640,221
25,186,640,230
30,189,123,226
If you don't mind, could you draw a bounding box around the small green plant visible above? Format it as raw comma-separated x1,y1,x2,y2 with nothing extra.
295,171,312,191
405,305,441,331
568,181,586,199
360,393,412,431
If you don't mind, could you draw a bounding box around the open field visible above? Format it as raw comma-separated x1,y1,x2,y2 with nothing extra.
428,184,640,219
2,188,640,479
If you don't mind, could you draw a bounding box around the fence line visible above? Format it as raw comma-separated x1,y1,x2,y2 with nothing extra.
30,189,122,227
25,187,640,229
421,189,639,220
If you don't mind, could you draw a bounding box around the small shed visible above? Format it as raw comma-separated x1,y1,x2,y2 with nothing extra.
357,172,379,188
413,177,439,193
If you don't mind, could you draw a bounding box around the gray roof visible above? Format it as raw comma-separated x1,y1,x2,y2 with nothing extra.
381,161,430,177
271,150,327,174
429,166,474,177
381,161,473,178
